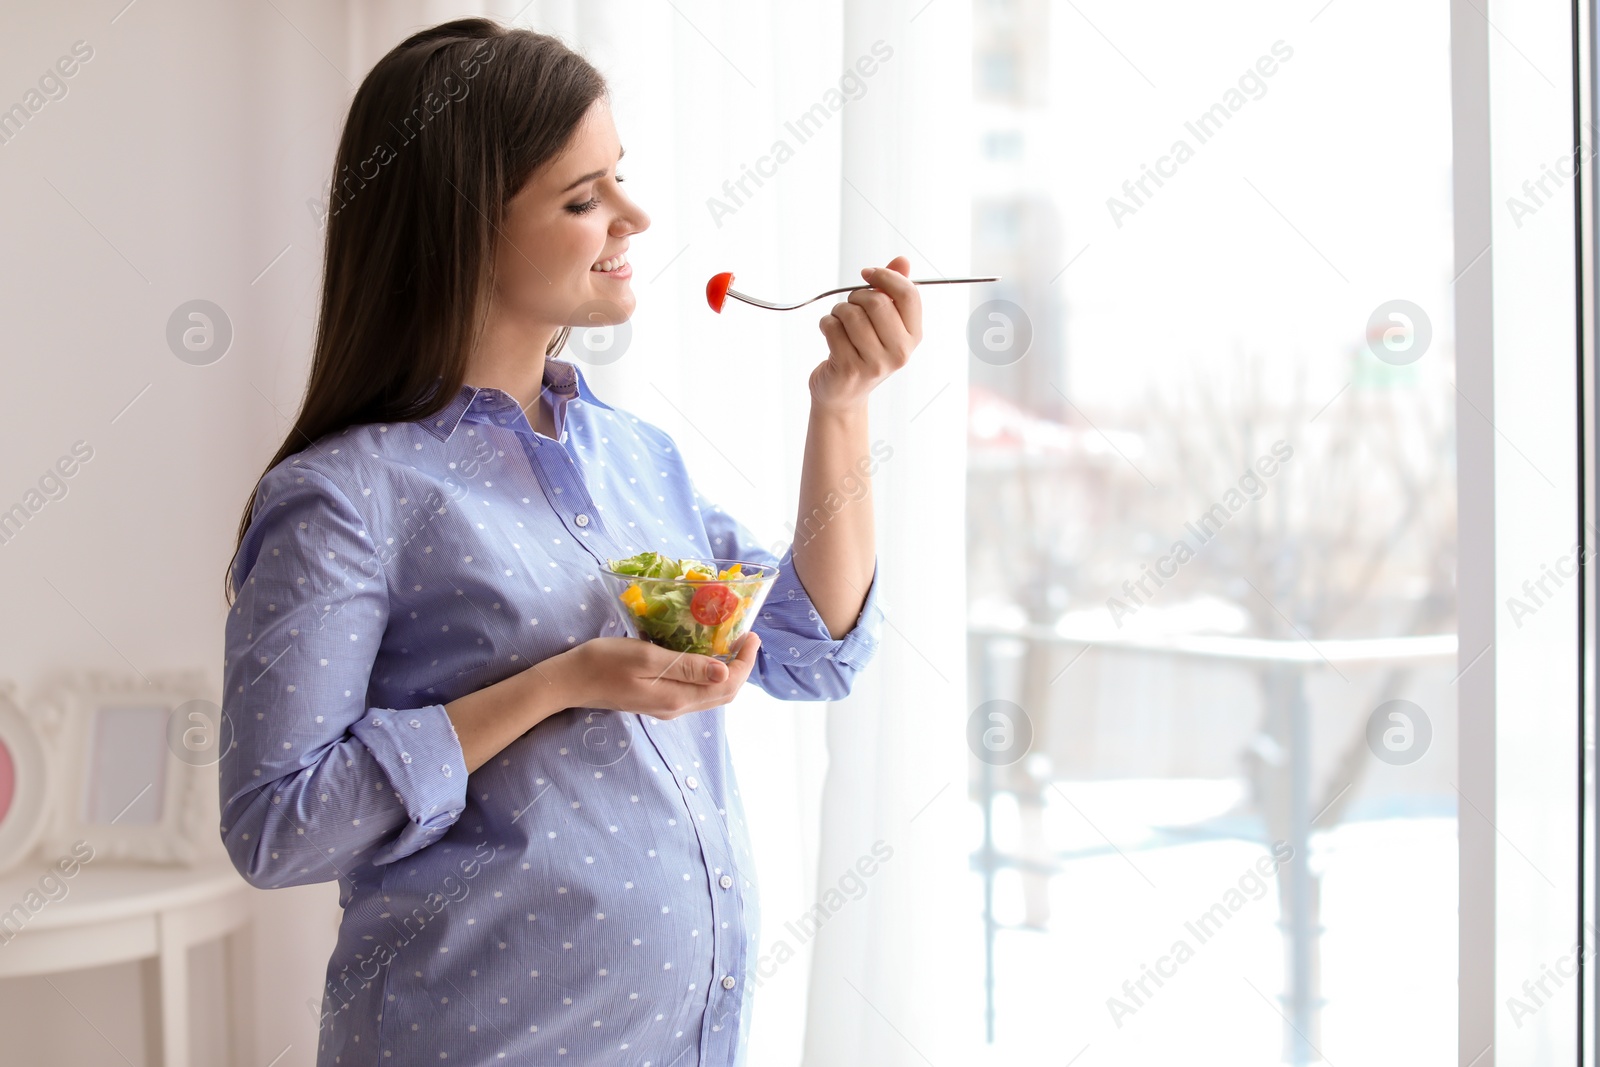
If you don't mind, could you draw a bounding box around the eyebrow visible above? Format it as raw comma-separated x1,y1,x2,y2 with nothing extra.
560,146,625,194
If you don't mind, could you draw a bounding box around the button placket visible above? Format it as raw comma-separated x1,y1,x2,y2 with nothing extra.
527,438,604,553
646,728,743,1035
702,790,744,1034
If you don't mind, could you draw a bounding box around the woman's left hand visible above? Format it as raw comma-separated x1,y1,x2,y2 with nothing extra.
811,255,923,415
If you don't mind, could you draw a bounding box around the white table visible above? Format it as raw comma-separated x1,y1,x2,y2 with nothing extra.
0,861,255,1067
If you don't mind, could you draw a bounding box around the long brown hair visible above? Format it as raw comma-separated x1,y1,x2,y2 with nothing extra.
225,18,608,604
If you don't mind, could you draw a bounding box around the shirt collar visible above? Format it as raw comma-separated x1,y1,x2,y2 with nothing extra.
419,357,605,442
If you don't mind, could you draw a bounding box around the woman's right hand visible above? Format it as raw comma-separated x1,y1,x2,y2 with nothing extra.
562,632,761,720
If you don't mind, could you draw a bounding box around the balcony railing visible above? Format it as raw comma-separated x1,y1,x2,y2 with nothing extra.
967,620,1458,1060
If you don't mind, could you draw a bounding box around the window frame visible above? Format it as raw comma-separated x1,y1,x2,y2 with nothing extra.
1455,1,1591,1063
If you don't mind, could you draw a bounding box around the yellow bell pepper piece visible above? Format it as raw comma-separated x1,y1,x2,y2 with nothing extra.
710,597,748,656
684,569,710,582
620,583,648,615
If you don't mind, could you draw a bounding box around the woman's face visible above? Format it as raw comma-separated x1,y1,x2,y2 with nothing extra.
493,97,649,334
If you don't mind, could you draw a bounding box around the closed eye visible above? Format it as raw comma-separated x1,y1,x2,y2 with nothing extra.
567,174,625,215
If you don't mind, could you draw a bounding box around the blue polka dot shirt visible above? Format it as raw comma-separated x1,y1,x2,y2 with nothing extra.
219,356,884,1066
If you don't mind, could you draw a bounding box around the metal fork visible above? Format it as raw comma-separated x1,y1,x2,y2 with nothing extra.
725,275,1001,311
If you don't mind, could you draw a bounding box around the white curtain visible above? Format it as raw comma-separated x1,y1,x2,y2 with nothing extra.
347,3,976,1062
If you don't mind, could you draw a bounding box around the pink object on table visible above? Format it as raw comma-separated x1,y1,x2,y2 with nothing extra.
0,739,14,826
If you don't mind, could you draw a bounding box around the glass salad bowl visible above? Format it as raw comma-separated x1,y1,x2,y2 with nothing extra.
600,552,778,662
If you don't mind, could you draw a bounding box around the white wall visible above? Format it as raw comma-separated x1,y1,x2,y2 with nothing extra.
0,1,361,1063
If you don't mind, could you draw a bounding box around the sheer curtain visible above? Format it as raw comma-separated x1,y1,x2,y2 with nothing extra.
346,2,975,1062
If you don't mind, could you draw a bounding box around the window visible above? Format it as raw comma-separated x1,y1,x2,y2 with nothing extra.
964,3,1465,1060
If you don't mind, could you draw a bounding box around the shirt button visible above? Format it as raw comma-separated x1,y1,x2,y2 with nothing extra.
401,752,412,764
409,719,421,728
442,765,453,777
685,776,699,789
721,976,737,990
719,875,734,889
788,647,800,657
575,513,590,527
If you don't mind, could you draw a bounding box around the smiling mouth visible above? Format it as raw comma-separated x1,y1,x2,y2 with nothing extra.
591,252,629,272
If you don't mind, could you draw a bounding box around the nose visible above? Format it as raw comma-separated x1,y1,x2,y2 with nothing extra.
613,187,650,236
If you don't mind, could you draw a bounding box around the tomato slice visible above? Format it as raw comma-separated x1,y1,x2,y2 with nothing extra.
690,582,740,626
706,272,734,313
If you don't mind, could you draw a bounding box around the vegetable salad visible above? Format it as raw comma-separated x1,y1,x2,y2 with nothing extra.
607,551,767,657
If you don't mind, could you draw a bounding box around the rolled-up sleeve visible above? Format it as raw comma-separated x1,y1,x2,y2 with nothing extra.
693,485,885,701
220,462,468,889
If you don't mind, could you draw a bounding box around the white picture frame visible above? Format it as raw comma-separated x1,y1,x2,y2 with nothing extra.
0,681,50,876
32,669,222,866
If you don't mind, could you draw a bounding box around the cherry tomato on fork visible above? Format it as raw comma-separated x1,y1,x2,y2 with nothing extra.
706,272,734,313
690,582,741,626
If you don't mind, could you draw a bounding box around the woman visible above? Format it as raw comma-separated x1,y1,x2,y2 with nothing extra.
220,17,920,1067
